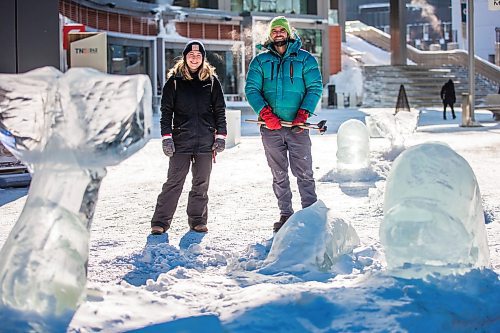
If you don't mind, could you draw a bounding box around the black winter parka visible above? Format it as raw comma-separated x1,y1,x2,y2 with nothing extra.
160,73,227,154
440,80,456,104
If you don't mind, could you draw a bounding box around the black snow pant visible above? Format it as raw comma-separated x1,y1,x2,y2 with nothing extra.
261,126,317,218
443,102,456,119
151,153,212,231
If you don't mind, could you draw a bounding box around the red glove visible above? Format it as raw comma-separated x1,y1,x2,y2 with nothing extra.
291,109,309,134
260,106,282,130
292,109,309,126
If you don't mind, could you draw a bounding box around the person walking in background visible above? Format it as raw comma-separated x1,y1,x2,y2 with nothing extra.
151,40,227,235
440,79,456,120
245,16,323,233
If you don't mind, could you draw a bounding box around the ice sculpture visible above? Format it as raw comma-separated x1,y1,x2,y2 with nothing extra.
0,67,152,329
336,119,370,171
260,200,360,274
380,142,490,278
365,109,420,149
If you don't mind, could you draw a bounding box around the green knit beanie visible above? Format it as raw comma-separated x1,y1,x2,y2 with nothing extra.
269,16,292,37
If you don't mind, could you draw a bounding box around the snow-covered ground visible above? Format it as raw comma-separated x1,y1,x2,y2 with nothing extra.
1,107,500,332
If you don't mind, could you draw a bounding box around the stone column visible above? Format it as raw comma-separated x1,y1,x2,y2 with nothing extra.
0,0,60,73
390,0,407,66
156,36,165,112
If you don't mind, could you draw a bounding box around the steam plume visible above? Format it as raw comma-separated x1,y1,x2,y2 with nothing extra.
411,0,442,36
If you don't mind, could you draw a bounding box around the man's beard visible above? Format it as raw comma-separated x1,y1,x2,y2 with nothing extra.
273,39,288,47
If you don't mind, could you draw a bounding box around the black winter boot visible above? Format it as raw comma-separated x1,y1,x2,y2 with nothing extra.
273,215,291,233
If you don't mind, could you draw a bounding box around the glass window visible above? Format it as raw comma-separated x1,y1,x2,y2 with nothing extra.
108,45,149,75
206,51,240,94
231,0,243,12
173,0,218,9
255,28,322,69
295,28,322,68
165,49,183,74
232,0,315,15
328,9,338,25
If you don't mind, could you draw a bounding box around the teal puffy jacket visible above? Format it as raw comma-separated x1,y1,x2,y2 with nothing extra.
245,35,323,122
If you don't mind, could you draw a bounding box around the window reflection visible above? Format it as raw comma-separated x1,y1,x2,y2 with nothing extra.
296,28,322,68
108,45,149,75
231,0,316,15
165,48,239,94
253,27,322,70
173,0,218,9
165,49,183,75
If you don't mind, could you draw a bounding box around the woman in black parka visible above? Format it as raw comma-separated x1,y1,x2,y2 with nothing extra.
151,40,227,234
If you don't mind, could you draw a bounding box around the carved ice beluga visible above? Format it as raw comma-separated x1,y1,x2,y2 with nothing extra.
380,142,490,279
0,67,152,331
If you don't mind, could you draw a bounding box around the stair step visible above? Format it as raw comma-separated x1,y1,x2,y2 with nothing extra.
362,64,498,108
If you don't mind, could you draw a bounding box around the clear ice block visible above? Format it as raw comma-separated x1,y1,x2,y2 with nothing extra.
380,142,490,278
0,67,152,330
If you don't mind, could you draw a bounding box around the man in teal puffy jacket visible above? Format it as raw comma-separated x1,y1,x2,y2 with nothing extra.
245,16,323,233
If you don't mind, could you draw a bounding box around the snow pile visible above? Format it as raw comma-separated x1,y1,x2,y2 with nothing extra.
381,142,490,278
327,55,363,107
320,167,382,186
260,200,360,276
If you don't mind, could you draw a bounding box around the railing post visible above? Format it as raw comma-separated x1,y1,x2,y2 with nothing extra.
461,93,471,127
461,92,483,127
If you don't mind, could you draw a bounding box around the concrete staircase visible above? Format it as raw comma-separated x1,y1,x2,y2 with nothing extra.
362,64,498,108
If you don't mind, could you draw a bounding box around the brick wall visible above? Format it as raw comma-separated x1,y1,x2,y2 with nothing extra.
59,0,158,36
329,25,341,75
59,1,241,41
175,22,241,40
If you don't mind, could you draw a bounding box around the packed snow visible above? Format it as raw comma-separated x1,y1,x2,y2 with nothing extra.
1,104,499,332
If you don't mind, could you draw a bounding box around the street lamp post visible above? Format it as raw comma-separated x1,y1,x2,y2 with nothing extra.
468,0,475,121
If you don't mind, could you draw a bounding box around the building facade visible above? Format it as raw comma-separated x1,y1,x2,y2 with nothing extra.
58,0,342,106
451,0,499,64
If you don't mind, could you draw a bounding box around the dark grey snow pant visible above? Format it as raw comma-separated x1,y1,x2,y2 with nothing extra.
151,153,212,231
261,126,317,217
